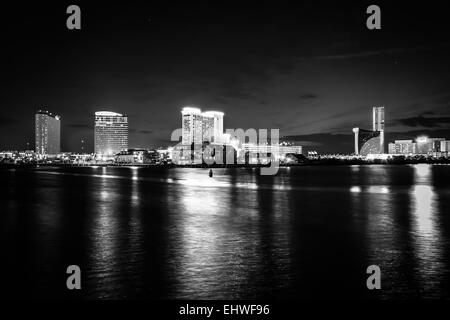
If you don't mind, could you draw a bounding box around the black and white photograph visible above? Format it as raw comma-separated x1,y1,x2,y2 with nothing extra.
1,0,450,315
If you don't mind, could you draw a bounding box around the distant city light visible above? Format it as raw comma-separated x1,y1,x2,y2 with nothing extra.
201,111,224,117
95,111,123,117
416,136,429,143
181,107,202,115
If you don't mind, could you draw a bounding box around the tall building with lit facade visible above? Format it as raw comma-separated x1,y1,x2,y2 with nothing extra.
181,107,203,145
181,107,224,145
35,110,61,155
202,111,224,143
94,111,128,155
352,106,385,156
373,106,385,153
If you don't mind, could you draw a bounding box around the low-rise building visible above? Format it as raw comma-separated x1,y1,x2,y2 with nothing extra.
115,149,161,164
388,140,417,155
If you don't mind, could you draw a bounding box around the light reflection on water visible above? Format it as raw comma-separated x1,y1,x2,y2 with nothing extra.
1,164,450,299
348,164,448,298
89,181,120,298
410,164,444,296
165,170,265,299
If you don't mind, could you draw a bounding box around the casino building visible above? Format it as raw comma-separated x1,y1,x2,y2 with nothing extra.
181,107,224,145
352,107,385,156
35,110,61,155
94,111,128,155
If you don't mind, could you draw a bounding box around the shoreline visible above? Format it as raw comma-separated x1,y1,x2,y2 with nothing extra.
1,158,450,169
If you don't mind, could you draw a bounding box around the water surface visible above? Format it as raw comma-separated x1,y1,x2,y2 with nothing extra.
1,164,449,299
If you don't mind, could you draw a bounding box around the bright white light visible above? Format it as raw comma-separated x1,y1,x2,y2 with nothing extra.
366,153,390,160
415,163,430,178
380,187,389,194
202,111,224,117
350,186,362,193
411,185,435,234
417,136,428,143
367,186,390,194
181,107,202,115
95,111,123,116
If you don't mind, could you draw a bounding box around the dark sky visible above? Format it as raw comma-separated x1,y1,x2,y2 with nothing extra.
1,1,450,153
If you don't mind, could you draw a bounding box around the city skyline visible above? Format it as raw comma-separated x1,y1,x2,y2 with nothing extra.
2,2,450,304
2,104,450,156
1,2,450,153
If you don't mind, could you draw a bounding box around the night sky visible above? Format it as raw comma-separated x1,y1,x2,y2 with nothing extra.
1,1,450,154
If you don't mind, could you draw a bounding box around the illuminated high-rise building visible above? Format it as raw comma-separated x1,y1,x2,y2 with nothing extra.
94,111,128,155
181,107,224,145
35,110,61,155
372,106,385,131
181,107,203,145
373,106,385,153
201,111,224,143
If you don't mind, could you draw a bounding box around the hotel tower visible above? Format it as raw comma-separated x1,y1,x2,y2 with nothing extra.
181,107,224,145
35,110,61,155
94,111,128,155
